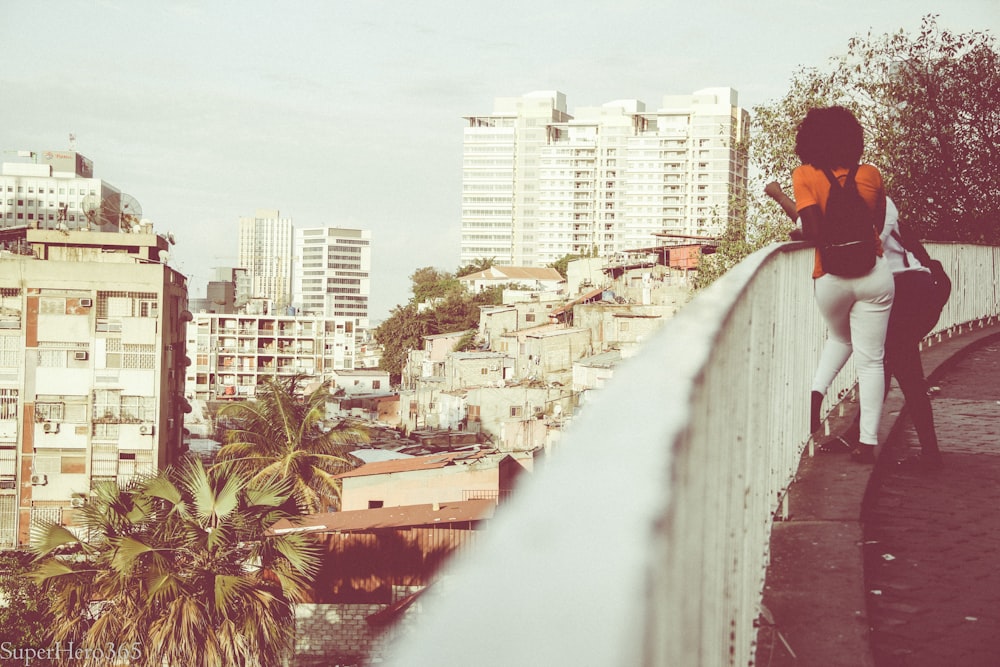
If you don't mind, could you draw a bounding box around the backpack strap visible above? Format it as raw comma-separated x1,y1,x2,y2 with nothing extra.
821,165,860,190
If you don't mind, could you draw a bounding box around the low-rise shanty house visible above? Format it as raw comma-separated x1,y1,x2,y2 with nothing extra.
462,384,577,452
501,324,591,385
573,304,670,358
478,305,517,351
547,287,615,325
330,368,391,396
270,499,496,603
402,330,474,390
458,266,564,294
334,393,401,426
335,450,532,512
572,349,623,393
442,351,514,390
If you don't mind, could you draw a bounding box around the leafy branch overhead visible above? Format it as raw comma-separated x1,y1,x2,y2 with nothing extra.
700,15,999,287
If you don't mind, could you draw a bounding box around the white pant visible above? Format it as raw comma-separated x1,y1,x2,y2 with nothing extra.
811,257,895,445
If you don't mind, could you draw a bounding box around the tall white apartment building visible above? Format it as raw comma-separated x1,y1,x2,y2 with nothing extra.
461,88,749,267
292,226,371,326
461,91,572,266
238,209,293,310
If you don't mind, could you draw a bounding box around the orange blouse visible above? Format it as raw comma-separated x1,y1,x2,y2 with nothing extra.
792,164,886,278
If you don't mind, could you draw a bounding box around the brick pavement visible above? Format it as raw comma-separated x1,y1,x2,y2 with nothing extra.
756,322,1000,667
863,339,1000,666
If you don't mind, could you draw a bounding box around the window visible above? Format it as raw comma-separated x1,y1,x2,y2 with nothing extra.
510,406,523,418
368,500,384,509
0,390,16,420
36,402,65,421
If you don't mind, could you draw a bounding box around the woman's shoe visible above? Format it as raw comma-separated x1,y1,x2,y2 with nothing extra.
817,435,855,454
850,445,876,464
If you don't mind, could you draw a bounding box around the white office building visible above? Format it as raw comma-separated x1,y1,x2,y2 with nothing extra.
292,226,370,326
238,209,293,310
461,88,749,267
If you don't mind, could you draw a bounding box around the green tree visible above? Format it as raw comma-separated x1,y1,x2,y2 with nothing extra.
410,266,461,303
455,257,496,277
754,15,999,242
30,459,319,667
0,551,53,650
375,270,506,383
215,376,367,514
701,16,999,288
374,302,429,385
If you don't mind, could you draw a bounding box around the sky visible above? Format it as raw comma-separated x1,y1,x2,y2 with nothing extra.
1,1,997,321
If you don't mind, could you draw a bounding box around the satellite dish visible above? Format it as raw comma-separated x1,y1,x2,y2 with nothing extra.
119,193,143,232
80,194,101,230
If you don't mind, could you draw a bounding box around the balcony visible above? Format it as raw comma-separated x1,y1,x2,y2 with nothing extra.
381,241,1000,666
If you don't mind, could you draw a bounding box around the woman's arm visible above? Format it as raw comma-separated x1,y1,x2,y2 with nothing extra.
764,181,798,222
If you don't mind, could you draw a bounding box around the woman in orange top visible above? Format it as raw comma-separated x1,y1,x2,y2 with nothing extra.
790,106,895,463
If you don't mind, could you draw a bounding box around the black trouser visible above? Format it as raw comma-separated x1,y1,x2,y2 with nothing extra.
842,270,941,453
884,270,940,453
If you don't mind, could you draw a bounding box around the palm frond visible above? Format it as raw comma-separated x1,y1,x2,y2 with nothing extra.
30,521,82,556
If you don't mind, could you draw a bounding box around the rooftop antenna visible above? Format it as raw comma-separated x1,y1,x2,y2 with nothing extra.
68,133,76,151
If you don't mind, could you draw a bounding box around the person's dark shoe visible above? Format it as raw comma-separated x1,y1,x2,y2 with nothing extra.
810,391,824,435
850,445,876,464
817,435,854,454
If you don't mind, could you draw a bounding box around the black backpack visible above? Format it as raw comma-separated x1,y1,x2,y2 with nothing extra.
817,166,879,277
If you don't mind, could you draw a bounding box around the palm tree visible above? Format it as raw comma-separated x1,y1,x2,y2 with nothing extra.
30,458,319,667
215,375,368,514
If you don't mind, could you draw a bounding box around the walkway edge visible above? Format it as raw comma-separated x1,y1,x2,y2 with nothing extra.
756,319,1000,667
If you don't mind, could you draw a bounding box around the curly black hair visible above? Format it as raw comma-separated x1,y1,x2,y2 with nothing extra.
794,106,864,169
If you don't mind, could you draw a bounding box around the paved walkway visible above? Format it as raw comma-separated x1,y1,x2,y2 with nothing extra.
756,321,1000,667
864,337,1000,665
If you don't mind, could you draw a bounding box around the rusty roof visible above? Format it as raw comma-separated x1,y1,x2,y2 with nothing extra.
269,498,497,534
335,450,492,479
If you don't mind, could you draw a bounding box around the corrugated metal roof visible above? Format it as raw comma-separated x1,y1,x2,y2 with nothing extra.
335,450,491,479
458,266,564,282
548,287,607,317
269,498,497,534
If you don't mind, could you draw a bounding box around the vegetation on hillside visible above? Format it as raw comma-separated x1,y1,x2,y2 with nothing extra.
697,15,999,288
374,262,507,384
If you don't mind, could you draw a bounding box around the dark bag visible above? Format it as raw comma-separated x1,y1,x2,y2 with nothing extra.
890,229,951,317
817,166,879,277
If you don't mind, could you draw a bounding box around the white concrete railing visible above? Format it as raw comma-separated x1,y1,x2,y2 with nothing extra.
384,242,999,667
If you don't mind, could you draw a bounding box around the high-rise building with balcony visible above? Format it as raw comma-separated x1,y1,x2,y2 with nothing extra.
238,209,293,310
461,88,749,267
0,152,189,547
292,226,370,326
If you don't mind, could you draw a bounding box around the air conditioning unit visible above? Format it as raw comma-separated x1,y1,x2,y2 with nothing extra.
80,298,93,307
30,474,47,486
42,421,59,434
139,424,155,436
74,350,89,361
70,497,86,508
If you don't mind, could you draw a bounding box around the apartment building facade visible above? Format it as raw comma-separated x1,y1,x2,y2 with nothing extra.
0,227,189,548
460,88,749,268
185,312,358,401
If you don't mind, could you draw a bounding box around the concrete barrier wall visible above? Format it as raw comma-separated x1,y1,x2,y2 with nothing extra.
376,243,998,667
